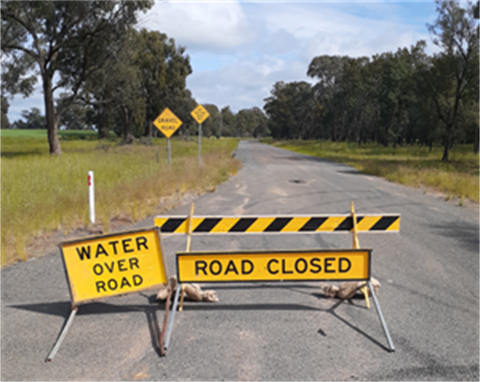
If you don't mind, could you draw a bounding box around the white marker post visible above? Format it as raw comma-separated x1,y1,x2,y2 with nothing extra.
88,171,95,224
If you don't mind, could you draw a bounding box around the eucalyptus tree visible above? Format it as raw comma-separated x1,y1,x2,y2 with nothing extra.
200,104,220,138
264,81,317,139
1,94,10,129
83,28,193,141
307,55,349,141
1,0,153,154
220,106,236,137
424,0,479,161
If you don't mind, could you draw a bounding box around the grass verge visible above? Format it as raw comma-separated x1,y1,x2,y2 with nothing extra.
266,139,479,204
1,133,241,267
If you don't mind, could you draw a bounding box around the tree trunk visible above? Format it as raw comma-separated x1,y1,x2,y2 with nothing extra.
474,125,479,154
442,128,451,161
43,74,62,155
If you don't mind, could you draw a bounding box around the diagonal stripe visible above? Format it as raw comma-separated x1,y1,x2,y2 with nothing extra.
318,217,346,231
356,216,381,231
283,217,310,232
265,217,293,232
194,218,222,233
230,218,257,232
386,216,401,231
210,217,240,233
159,218,185,233
246,217,275,233
334,217,353,231
300,217,328,231
370,216,399,231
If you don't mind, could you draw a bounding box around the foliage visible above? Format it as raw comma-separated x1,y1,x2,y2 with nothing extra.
264,1,478,161
10,108,46,130
1,94,10,129
1,0,153,154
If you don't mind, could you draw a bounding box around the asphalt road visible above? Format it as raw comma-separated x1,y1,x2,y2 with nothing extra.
2,140,479,381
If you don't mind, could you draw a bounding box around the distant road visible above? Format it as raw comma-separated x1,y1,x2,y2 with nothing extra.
2,140,478,380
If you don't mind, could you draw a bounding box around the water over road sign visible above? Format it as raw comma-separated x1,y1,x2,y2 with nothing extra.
60,228,168,305
154,108,182,138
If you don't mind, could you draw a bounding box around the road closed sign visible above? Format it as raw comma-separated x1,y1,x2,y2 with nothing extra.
60,228,168,305
176,249,371,283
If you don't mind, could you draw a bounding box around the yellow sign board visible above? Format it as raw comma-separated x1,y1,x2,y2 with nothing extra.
191,104,210,124
154,108,182,138
60,228,168,305
176,249,370,283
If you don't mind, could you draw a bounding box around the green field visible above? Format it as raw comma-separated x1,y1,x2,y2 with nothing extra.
1,131,240,266
267,139,479,204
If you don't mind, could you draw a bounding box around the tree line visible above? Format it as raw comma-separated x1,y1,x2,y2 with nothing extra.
1,0,269,153
264,1,479,161
2,1,478,162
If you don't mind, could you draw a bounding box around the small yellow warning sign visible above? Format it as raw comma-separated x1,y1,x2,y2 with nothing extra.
60,228,168,305
191,104,210,124
154,108,182,138
176,249,370,283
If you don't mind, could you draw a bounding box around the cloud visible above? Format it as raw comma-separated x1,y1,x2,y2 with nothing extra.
138,1,260,52
187,55,309,112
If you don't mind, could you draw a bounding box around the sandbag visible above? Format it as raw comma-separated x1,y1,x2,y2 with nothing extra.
322,278,381,300
156,276,219,302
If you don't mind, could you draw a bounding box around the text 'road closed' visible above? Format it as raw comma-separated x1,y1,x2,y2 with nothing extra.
176,249,371,283
60,228,168,305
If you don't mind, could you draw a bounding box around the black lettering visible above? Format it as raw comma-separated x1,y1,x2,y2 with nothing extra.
282,259,293,274
95,244,108,258
96,281,106,292
76,246,91,261
120,277,132,289
325,258,335,273
339,258,351,273
267,259,279,274
108,279,118,290
108,240,119,255
195,260,208,275
241,260,254,275
310,258,322,273
295,258,308,274
104,261,115,273
93,263,103,275
133,274,143,286
122,238,134,253
136,236,149,251
224,260,239,275
117,259,127,272
209,260,222,276
129,257,139,269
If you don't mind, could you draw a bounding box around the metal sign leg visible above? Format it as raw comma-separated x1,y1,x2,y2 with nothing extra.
164,284,181,351
45,307,78,362
368,281,395,352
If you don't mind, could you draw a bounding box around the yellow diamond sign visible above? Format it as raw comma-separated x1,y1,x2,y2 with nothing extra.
154,108,182,138
191,104,210,124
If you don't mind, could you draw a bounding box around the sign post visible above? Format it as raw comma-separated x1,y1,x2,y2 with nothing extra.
190,105,210,166
153,108,183,165
88,171,95,224
46,227,168,361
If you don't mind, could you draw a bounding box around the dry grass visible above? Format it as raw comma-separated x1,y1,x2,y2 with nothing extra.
267,140,479,203
1,133,240,266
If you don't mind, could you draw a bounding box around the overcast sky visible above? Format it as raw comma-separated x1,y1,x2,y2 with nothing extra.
7,0,440,123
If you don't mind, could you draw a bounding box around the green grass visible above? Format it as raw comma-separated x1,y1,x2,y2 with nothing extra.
266,139,479,203
1,133,241,266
